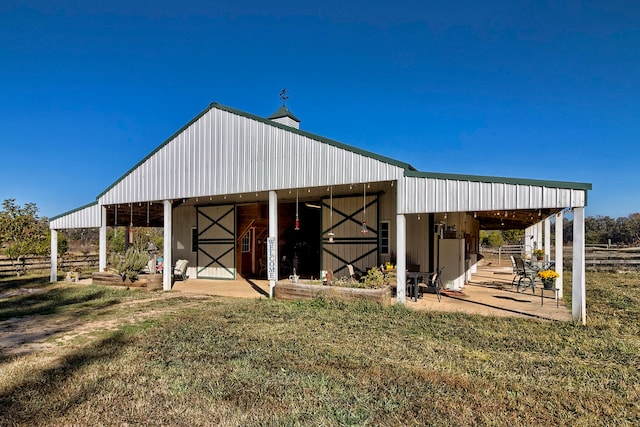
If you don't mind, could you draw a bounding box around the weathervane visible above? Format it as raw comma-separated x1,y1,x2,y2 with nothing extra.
279,88,289,106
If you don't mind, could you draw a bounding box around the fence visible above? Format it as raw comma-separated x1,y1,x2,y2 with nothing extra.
0,254,99,277
480,245,640,272
582,246,640,272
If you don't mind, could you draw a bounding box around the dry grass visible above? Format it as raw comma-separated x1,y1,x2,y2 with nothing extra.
0,271,639,426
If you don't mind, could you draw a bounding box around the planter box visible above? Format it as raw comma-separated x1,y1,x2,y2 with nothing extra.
275,281,392,305
91,272,163,289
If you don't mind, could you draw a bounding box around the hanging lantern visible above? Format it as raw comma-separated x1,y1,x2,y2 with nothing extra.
295,189,300,231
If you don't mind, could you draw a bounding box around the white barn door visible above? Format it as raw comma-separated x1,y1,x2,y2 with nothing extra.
322,195,378,277
196,205,236,279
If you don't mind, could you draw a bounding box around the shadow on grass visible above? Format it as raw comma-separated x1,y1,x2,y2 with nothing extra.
0,330,130,424
0,274,55,292
0,286,119,322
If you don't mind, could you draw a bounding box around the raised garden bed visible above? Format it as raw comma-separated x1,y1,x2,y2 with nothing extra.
91,272,163,290
274,281,392,305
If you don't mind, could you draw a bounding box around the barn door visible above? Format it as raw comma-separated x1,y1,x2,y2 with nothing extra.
321,194,378,277
196,205,236,279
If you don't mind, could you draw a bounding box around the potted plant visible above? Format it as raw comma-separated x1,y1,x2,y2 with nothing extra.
537,269,559,289
533,249,545,261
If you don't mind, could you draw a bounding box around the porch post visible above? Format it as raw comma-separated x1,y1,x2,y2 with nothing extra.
544,218,551,262
163,200,173,291
555,211,564,299
536,222,543,250
396,213,406,304
50,229,58,282
572,207,586,324
269,190,278,298
525,225,533,256
99,205,107,272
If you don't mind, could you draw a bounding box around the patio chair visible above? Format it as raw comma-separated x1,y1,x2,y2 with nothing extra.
418,268,443,302
513,256,536,293
173,259,189,281
509,255,517,284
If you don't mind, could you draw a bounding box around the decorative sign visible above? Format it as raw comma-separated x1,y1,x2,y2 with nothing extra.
267,237,276,281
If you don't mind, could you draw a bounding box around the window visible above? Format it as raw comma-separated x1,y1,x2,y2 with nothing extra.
191,228,198,253
241,230,252,253
380,221,390,255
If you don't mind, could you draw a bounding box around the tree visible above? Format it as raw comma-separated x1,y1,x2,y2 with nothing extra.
480,230,504,247
0,199,50,259
502,229,525,245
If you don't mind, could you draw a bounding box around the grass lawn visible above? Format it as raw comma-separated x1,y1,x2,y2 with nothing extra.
0,271,639,426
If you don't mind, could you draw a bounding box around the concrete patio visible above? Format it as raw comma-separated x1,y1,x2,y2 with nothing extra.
167,263,572,321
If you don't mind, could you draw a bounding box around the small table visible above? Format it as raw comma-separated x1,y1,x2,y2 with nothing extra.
406,272,431,302
540,286,559,307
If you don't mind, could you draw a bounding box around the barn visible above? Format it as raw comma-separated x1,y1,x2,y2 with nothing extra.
49,102,591,323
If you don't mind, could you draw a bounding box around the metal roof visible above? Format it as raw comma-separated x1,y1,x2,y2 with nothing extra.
50,102,592,229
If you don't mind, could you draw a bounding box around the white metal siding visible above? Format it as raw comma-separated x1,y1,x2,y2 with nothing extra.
99,107,404,206
400,177,587,214
49,204,101,229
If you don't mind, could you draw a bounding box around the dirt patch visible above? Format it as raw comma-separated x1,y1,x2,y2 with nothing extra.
0,287,48,299
0,291,210,357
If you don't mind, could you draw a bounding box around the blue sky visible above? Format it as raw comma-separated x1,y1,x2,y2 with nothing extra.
1,1,638,219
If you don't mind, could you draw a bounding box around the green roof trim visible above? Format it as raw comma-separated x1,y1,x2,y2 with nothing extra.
49,201,98,223
404,170,592,190
267,105,300,122
96,102,418,199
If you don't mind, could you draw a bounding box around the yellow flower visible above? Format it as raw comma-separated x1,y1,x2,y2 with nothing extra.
537,269,559,280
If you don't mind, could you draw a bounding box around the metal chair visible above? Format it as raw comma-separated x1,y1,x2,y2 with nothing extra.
418,268,443,302
172,259,189,281
513,256,536,293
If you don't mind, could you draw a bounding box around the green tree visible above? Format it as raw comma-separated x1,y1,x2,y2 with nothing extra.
501,229,525,245
107,227,125,254
0,199,50,260
480,230,504,247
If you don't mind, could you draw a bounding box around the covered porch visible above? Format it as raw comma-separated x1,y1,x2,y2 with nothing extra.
163,262,572,321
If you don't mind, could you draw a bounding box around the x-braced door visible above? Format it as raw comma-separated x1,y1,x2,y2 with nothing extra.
321,195,378,277
196,205,236,279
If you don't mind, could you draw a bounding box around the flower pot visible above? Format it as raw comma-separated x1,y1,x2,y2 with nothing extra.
542,279,555,289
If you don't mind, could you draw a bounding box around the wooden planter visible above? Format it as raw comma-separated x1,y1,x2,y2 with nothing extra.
91,272,163,290
274,281,392,305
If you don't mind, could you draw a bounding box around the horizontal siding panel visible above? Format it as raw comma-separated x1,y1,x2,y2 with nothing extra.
400,177,587,214
99,108,404,206
50,204,101,229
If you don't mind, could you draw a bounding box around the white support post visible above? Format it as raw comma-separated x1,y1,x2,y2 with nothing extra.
163,200,173,291
50,229,58,282
99,206,107,272
555,211,564,299
544,218,551,262
536,222,543,250
572,207,586,324
396,213,407,304
269,191,278,298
